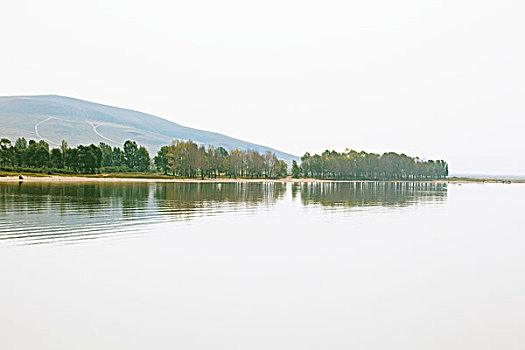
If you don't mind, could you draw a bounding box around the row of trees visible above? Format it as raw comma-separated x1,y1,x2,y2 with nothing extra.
0,137,287,178
0,138,150,173
153,140,287,178
1,136,449,180
292,149,448,180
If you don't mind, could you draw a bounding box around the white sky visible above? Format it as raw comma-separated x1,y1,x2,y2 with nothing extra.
1,0,524,175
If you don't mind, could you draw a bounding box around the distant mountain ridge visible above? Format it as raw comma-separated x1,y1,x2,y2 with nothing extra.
0,95,298,163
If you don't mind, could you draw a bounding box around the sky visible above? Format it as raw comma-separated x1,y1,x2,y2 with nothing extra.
1,0,524,175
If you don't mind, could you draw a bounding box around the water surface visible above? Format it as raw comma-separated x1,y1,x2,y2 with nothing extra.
1,182,523,349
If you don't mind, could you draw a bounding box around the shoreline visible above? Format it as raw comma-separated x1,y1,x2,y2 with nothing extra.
0,175,523,184
0,175,323,183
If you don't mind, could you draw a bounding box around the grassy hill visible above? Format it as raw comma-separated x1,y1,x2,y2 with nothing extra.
0,95,298,163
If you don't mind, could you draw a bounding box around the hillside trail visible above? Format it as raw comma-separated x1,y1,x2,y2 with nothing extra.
34,116,59,146
91,122,119,144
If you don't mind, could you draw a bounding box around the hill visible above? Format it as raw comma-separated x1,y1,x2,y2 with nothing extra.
0,95,298,163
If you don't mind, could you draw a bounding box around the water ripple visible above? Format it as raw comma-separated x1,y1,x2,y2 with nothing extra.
0,182,446,246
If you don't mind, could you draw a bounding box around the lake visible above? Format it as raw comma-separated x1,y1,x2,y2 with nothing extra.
1,181,524,349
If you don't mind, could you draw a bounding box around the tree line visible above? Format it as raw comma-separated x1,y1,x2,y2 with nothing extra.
1,136,449,180
291,149,448,180
0,138,150,174
0,137,287,178
153,140,287,178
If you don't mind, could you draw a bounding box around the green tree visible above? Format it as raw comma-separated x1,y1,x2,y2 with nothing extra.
154,146,170,174
99,142,114,167
135,146,150,172
112,147,124,167
60,140,69,168
33,145,49,168
65,148,79,171
123,140,138,169
0,138,12,166
291,160,301,178
279,160,288,177
15,137,27,150
76,144,102,173
49,148,63,168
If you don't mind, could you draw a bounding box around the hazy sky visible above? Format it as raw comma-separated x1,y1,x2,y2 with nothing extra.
1,0,524,175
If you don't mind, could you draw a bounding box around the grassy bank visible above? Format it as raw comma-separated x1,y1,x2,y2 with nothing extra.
0,170,293,182
1,171,524,183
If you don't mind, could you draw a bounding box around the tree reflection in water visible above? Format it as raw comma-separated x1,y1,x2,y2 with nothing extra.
0,181,446,245
295,182,447,208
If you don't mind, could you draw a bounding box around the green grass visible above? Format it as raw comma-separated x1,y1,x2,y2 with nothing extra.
0,170,285,180
0,170,173,179
0,170,51,177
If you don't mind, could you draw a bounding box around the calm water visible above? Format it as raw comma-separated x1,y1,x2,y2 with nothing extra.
0,182,523,349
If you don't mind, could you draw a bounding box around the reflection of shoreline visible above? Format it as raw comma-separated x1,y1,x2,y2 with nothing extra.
0,182,447,245
0,183,287,245
1,175,522,184
295,182,447,208
0,182,288,214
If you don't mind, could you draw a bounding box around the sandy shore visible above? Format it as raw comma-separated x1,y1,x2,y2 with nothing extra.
1,175,522,184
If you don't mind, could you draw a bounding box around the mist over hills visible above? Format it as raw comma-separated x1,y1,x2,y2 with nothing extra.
0,95,298,163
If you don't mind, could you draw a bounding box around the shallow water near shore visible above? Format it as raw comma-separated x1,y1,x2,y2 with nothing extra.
1,182,524,349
